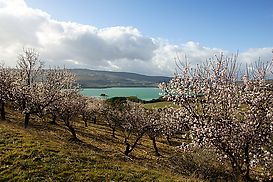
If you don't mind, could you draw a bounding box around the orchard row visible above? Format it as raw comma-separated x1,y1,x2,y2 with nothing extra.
1,49,273,181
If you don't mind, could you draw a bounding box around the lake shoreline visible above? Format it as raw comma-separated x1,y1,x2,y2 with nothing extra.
80,85,160,89
81,87,162,101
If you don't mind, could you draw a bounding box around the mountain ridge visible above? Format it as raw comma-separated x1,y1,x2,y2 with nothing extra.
70,69,171,88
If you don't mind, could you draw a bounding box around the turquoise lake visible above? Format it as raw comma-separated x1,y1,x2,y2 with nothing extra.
81,87,162,101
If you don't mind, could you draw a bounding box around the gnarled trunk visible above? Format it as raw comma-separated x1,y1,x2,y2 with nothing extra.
242,143,252,182
48,113,57,124
0,102,5,120
151,136,160,156
124,132,145,156
82,113,88,127
67,124,78,140
24,113,30,128
92,116,97,124
112,127,116,138
166,135,172,145
52,114,57,124
124,142,131,156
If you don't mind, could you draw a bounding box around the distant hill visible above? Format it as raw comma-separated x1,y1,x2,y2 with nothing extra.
70,69,171,88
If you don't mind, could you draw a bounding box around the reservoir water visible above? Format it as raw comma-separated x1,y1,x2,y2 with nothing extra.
81,87,161,101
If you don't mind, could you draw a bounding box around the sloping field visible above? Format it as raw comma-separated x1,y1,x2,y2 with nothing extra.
0,109,207,182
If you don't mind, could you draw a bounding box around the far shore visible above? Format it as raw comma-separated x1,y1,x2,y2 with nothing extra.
81,86,160,89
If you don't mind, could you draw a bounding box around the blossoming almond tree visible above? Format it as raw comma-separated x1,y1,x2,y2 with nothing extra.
100,97,127,138
13,48,44,127
41,68,85,140
160,53,273,181
0,64,17,120
100,98,163,155
145,108,187,156
120,101,151,156
43,68,79,122
13,48,81,128
119,101,177,156
80,98,101,127
159,107,190,145
54,91,86,141
145,109,163,156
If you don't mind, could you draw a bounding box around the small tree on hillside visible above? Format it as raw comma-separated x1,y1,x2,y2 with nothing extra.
145,107,189,156
43,68,78,124
101,97,127,138
80,98,101,127
159,107,189,145
43,69,83,140
13,48,79,128
53,91,86,141
13,48,43,127
145,109,162,156
160,54,273,181
0,64,17,120
120,102,153,156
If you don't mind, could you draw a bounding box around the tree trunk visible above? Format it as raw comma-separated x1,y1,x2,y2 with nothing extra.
151,136,160,156
82,113,88,127
166,135,172,145
22,100,26,111
24,113,30,128
124,142,131,156
230,160,244,182
243,174,252,182
0,102,5,120
124,132,145,156
112,127,116,138
68,124,78,140
243,143,252,182
49,114,57,124
93,116,96,124
130,134,144,151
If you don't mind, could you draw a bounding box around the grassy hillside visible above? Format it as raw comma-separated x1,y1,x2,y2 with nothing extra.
143,101,178,110
0,107,217,182
70,69,170,88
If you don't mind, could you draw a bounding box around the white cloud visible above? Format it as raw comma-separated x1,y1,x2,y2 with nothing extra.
0,0,272,76
150,40,226,75
240,47,272,64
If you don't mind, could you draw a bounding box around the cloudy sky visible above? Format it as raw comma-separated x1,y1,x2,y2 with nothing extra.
0,0,272,76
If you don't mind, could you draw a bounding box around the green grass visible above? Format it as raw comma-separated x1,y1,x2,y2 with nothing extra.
0,109,204,182
143,101,178,110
